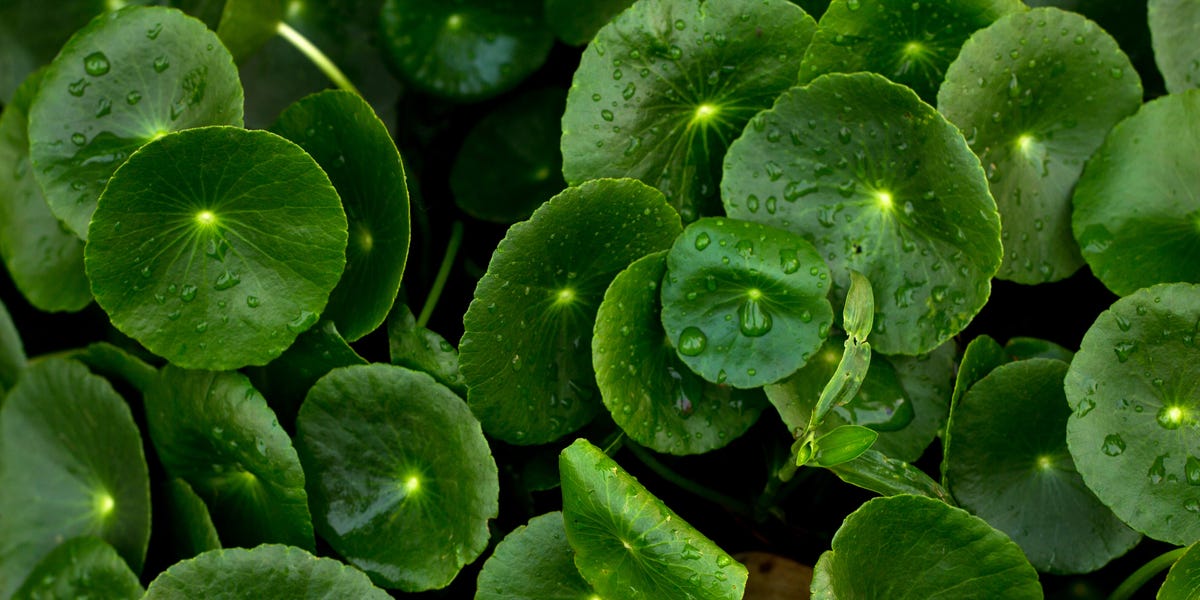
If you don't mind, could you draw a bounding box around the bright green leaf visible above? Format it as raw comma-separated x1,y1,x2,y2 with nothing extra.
723,72,1002,355
813,424,878,467
460,178,682,445
144,366,314,550
297,364,499,592
594,251,767,455
1160,541,1200,599
13,537,143,600
661,217,833,389
0,358,150,599
1149,0,1200,93
559,439,747,599
28,6,244,240
475,512,595,600
85,126,348,370
561,0,817,221
842,270,874,342
826,449,954,503
1065,282,1200,546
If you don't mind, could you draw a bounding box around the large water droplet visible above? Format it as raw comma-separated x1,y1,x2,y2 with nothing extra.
694,232,711,250
153,55,170,72
246,295,260,308
180,284,198,302
678,327,708,356
738,299,772,337
779,249,800,274
84,51,110,76
735,239,754,258
214,271,241,290
1101,434,1126,456
1149,455,1167,484
1113,341,1136,362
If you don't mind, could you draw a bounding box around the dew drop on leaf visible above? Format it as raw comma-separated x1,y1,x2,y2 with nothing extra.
678,327,707,356
1101,434,1126,456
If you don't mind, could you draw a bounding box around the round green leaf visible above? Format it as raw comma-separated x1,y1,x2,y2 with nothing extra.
938,7,1142,283
451,87,567,223
1150,0,1200,93
722,72,1002,356
560,0,818,221
661,217,833,388
460,178,682,445
810,495,1042,599
1160,541,1200,599
13,537,143,600
560,439,748,599
594,251,768,454
144,365,314,550
271,90,410,342
296,364,499,591
0,69,91,312
0,298,24,394
798,0,1026,103
143,544,391,599
0,358,150,599
543,0,634,46
1065,283,1200,546
387,304,465,397
379,0,553,101
162,478,222,561
85,126,348,370
945,359,1140,574
60,341,158,394
475,511,595,600
28,5,244,240
1072,90,1200,297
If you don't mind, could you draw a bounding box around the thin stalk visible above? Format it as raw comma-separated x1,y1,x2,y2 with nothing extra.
276,22,361,95
1108,547,1186,600
416,221,464,329
624,441,753,517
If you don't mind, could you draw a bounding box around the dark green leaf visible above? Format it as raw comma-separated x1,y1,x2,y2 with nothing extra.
379,0,553,101
475,512,595,600
1065,282,1200,546
938,7,1142,283
723,72,1002,355
542,0,635,46
451,87,567,223
144,366,314,550
216,0,285,62
13,537,143,600
162,478,221,561
271,89,410,342
0,298,24,394
1072,90,1200,297
1149,0,1200,93
0,358,150,598
887,339,956,447
0,69,91,312
560,439,747,599
85,126,348,370
142,544,391,599
661,217,833,388
297,364,499,591
813,424,878,467
942,334,1005,483
1160,542,1200,599
826,449,953,503
811,495,1041,599
387,304,465,397
799,0,1026,103
561,0,817,221
594,251,767,455
1005,336,1074,362
460,178,682,445
945,359,1140,573
59,341,158,393
28,6,244,240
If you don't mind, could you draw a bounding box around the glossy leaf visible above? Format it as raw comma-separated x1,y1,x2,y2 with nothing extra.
813,424,878,467
723,72,1002,355
85,126,348,370
60,341,158,393
162,478,222,561
560,439,747,599
542,0,634,46
387,304,466,397
594,251,767,455
1149,0,1200,93
0,69,91,312
799,0,1026,103
297,364,499,591
144,366,314,550
451,87,567,223
661,217,833,389
0,358,150,599
945,359,1140,573
1160,542,1200,600
842,270,874,342
0,298,24,394
827,449,954,504
938,7,1142,283
379,0,553,101
28,6,244,240
143,544,391,599
475,512,595,600
216,0,285,61
13,537,143,600
460,178,682,445
1072,90,1200,297
941,334,1005,483
1065,283,1200,546
810,495,1041,599
271,89,410,342
561,0,818,221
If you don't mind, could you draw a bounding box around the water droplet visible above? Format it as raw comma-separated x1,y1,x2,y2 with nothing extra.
1149,455,1167,484
1073,34,1085,45
126,90,142,105
1110,68,1123,79
746,195,760,212
694,232,711,250
622,83,636,100
678,327,707,356
847,0,861,9
600,109,614,121
180,284,198,302
1187,499,1200,513
246,295,260,308
612,68,623,80
1188,456,1200,485
1113,341,1136,362
287,310,317,333
84,51,110,76
784,180,818,201
68,78,89,97
94,97,112,117
194,321,208,333
147,23,163,39
167,310,181,321
214,271,241,290
779,249,800,274
71,133,86,146
510,354,523,371
153,55,170,73
738,299,772,337
1101,434,1126,456
837,127,852,144
764,161,783,181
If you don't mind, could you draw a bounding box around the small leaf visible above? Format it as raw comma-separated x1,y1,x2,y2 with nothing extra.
826,450,953,504
475,512,595,600
387,304,465,397
560,439,747,599
811,339,871,429
13,537,143,600
842,271,874,343
813,425,878,467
